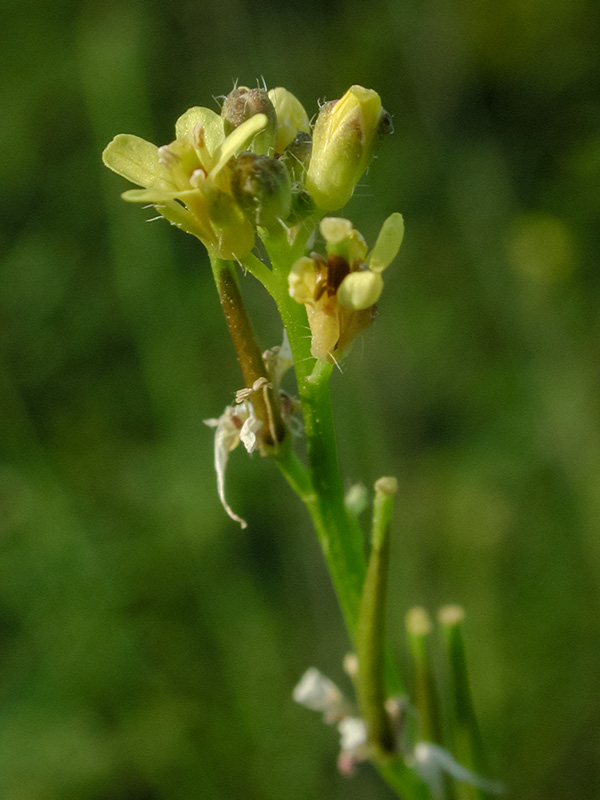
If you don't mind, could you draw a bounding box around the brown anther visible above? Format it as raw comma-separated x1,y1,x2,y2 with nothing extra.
327,255,351,294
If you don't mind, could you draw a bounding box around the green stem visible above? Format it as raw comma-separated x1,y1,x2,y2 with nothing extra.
240,252,279,299
263,231,367,634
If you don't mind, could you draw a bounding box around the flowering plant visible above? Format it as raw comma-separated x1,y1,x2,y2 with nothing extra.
103,83,501,800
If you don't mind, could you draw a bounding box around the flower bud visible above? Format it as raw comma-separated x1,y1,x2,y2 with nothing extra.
221,87,277,155
306,85,392,211
280,131,312,182
267,87,311,154
230,153,292,228
287,185,315,225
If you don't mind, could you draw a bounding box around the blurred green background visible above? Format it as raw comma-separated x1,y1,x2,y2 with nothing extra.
2,0,599,797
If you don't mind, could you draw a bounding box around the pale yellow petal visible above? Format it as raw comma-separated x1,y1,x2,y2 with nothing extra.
337,270,383,310
268,87,310,153
368,212,404,273
306,306,340,361
209,113,269,178
288,257,317,304
102,134,175,190
320,217,353,244
175,106,225,158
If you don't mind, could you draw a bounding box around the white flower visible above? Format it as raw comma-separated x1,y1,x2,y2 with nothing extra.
204,400,262,529
337,717,369,777
338,717,367,750
292,668,349,723
410,742,504,799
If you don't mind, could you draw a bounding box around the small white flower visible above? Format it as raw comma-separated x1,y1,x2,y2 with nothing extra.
204,400,262,529
410,742,504,799
239,411,262,453
344,484,368,516
337,717,369,777
338,717,367,751
292,667,349,723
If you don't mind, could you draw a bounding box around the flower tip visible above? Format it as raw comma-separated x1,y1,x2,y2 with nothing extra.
374,475,398,495
293,667,349,723
437,604,465,627
405,606,432,636
338,717,368,751
320,217,354,244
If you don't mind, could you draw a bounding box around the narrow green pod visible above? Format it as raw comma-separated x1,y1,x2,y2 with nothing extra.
405,607,443,745
438,606,486,800
355,477,398,756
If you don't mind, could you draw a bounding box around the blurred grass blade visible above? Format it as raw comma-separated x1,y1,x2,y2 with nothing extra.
438,606,487,800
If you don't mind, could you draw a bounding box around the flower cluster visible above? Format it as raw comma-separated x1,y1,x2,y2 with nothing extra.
293,663,504,795
293,665,370,776
102,84,393,262
103,82,402,525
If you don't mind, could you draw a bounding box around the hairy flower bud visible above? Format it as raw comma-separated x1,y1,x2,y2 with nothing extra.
306,85,392,211
231,152,292,228
280,131,312,182
221,87,277,155
287,185,315,224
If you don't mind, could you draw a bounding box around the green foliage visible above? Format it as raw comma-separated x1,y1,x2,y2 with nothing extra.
1,0,600,797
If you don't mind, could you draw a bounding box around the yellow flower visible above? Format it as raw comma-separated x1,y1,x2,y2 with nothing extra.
102,107,270,260
289,213,404,361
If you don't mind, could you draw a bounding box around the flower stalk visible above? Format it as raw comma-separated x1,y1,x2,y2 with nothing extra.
210,256,286,447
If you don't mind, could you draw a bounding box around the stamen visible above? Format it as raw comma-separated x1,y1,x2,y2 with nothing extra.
158,145,178,169
189,168,207,187
192,123,206,150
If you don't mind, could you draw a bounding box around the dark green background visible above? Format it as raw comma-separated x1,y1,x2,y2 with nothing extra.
2,0,599,797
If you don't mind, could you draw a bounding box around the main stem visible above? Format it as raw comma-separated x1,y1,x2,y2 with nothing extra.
266,233,367,637
277,362,367,636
